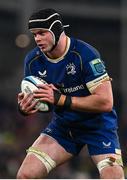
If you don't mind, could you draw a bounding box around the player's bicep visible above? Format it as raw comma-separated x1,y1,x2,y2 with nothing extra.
92,80,114,109
92,80,113,98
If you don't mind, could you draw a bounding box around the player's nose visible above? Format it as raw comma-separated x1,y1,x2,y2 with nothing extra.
35,34,42,41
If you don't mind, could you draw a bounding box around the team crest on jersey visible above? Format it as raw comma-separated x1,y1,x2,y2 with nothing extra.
89,58,106,76
66,63,76,75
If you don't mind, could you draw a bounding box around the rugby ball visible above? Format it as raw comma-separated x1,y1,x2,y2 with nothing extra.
21,76,49,112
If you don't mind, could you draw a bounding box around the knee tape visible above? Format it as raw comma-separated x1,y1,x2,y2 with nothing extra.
97,156,123,172
27,147,56,173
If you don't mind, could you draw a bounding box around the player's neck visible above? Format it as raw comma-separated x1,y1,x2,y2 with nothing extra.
46,33,67,59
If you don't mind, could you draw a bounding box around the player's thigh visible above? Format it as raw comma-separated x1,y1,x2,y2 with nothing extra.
91,153,124,179
32,133,73,164
17,134,73,178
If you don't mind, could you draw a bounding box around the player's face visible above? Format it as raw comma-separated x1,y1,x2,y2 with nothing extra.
31,29,54,52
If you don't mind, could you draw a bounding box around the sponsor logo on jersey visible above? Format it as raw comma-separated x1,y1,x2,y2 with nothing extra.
38,70,47,77
66,63,76,75
102,141,111,148
62,84,84,93
45,128,52,133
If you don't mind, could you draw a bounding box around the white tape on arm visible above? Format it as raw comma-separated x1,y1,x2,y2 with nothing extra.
86,73,111,93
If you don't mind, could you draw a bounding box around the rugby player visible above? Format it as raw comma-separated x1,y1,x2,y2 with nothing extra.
17,8,124,179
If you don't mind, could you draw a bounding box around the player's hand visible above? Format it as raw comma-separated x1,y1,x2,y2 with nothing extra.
18,92,39,115
33,84,58,104
33,84,72,109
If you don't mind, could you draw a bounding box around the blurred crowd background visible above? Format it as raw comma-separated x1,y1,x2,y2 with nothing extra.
0,0,127,178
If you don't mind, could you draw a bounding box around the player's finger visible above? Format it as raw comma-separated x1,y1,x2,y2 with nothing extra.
34,94,50,99
28,108,38,114
33,89,50,95
39,97,54,104
33,90,54,98
23,107,38,115
49,84,58,90
18,93,25,104
18,92,24,100
26,99,39,111
21,93,34,108
18,92,24,96
21,97,39,113
36,84,51,90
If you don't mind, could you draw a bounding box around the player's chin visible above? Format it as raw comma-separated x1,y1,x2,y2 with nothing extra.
40,46,50,53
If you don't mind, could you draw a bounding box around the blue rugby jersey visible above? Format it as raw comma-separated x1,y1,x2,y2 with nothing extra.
24,37,118,130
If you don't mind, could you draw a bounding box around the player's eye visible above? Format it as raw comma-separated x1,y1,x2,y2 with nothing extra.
39,32,46,36
32,33,36,37
32,31,46,37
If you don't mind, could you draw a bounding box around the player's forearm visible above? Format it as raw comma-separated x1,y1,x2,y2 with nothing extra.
71,95,113,113
54,90,113,113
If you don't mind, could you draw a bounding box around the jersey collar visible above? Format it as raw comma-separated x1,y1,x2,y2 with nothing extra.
43,36,71,63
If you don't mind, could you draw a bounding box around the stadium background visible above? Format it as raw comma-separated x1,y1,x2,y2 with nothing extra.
0,0,127,178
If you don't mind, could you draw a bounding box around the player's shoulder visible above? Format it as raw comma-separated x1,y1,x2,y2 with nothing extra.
24,46,42,63
71,37,100,58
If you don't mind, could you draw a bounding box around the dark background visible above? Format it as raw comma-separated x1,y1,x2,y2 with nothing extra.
0,0,127,178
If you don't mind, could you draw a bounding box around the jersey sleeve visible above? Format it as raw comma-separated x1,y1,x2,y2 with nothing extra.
24,53,31,77
23,47,40,77
80,42,111,93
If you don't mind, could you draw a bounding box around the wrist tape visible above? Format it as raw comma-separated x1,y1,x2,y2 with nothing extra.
53,90,72,109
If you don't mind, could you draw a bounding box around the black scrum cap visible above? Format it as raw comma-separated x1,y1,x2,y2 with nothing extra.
28,8,68,47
